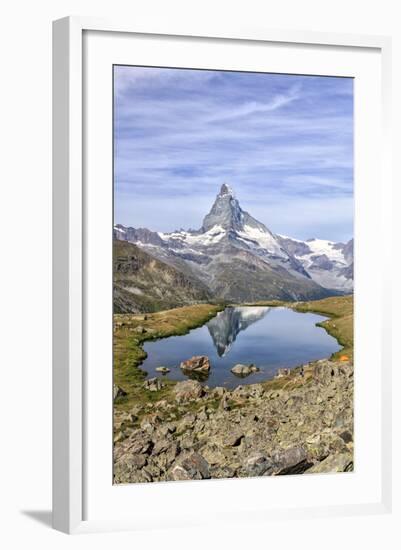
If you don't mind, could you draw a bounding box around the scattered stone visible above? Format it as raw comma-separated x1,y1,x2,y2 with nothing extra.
212,386,226,398
114,358,354,484
245,453,274,476
113,384,127,401
306,452,353,474
165,443,180,466
158,423,176,436
152,439,171,456
224,432,244,447
272,446,312,475
275,368,290,378
219,394,230,411
134,325,147,334
173,380,204,401
339,430,353,444
180,355,211,374
142,377,164,392
129,454,147,468
127,434,153,455
170,452,211,480
113,430,126,444
156,366,170,374
231,364,260,377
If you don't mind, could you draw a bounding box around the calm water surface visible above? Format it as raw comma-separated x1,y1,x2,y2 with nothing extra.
141,306,341,388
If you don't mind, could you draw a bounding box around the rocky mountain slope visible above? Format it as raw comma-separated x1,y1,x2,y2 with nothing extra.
278,235,354,291
114,239,211,313
115,184,348,303
114,358,353,482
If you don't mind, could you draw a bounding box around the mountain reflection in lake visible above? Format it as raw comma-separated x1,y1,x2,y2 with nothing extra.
141,306,341,388
207,307,271,357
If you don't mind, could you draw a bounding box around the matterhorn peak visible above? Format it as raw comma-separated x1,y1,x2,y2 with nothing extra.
201,183,277,238
218,183,235,198
202,183,242,232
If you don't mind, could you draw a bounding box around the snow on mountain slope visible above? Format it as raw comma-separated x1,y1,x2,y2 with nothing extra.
237,224,287,258
114,184,351,299
159,225,225,247
278,235,353,291
302,239,347,266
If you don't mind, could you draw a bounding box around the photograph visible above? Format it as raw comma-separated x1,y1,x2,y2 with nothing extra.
112,65,354,484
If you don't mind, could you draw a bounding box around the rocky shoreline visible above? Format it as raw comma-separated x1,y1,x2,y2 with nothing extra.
114,357,353,483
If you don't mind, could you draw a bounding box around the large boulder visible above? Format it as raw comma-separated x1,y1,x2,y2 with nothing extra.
231,364,259,377
272,446,313,475
244,453,274,477
170,452,211,480
180,355,211,374
173,380,204,402
306,452,353,474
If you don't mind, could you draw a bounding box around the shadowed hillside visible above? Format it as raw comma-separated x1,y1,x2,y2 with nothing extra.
114,240,211,313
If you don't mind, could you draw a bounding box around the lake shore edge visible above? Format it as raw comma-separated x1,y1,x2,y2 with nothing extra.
113,295,353,482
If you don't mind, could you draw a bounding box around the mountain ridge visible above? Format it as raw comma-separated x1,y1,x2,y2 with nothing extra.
115,184,353,305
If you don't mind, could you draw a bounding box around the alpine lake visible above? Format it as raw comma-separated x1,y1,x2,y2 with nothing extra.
141,306,341,389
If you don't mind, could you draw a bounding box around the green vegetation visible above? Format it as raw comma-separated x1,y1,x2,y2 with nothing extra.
114,295,353,415
290,295,353,360
114,303,224,412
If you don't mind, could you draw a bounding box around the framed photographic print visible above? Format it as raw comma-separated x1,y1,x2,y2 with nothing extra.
53,17,392,534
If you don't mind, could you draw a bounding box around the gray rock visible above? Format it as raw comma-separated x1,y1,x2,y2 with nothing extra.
152,439,171,456
219,394,230,411
142,377,164,392
173,380,204,402
113,384,127,401
170,452,211,480
156,366,170,374
224,432,244,447
275,368,290,378
126,434,152,455
231,364,259,377
339,430,353,444
245,453,274,476
272,446,312,475
306,453,353,474
212,386,226,398
114,358,354,484
180,355,211,373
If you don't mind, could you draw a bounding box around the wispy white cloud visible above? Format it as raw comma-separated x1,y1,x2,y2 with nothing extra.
114,67,353,241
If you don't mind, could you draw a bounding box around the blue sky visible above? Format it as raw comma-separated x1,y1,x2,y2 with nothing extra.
114,66,353,242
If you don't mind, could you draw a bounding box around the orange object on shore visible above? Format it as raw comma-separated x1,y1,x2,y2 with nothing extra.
339,355,349,361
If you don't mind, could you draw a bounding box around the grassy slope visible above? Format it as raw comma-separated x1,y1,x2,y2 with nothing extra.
291,295,353,360
114,303,224,412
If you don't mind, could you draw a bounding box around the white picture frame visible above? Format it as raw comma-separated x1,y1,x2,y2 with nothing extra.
52,16,392,534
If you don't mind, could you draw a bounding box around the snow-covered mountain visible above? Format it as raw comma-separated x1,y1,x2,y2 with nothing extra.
114,184,353,301
207,306,271,356
277,235,353,291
